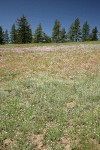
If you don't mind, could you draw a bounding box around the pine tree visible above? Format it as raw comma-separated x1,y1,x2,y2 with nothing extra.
42,32,51,43
10,24,17,44
82,21,90,41
4,30,9,44
74,18,81,42
59,28,66,42
91,27,98,41
97,32,100,41
52,19,61,43
33,24,43,43
68,23,75,41
68,18,81,42
0,26,3,44
16,15,32,44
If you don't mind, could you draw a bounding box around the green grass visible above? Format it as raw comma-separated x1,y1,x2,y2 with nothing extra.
0,43,100,150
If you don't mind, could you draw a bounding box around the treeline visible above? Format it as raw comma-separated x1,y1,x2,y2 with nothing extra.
0,15,99,44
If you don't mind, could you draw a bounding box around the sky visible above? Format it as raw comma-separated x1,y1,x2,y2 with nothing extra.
0,0,100,35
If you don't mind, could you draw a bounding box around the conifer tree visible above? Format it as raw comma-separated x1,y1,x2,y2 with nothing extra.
68,18,81,42
97,32,100,40
16,15,32,43
91,27,98,41
42,32,51,43
4,30,9,44
10,24,16,44
0,26,3,44
59,28,66,42
33,24,43,43
52,19,61,43
68,23,75,41
82,21,90,41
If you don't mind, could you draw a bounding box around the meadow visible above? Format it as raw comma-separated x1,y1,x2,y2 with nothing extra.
0,42,100,150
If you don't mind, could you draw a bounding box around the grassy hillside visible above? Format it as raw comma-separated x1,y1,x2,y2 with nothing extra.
0,43,100,150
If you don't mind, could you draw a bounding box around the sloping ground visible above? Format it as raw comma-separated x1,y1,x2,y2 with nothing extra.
0,43,100,150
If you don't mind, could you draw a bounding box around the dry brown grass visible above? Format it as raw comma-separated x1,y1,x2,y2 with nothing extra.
0,44,100,81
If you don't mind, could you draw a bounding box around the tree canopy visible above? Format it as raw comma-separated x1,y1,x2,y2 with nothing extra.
16,15,32,44
33,24,43,43
52,19,61,43
0,26,3,44
82,21,90,41
68,18,81,42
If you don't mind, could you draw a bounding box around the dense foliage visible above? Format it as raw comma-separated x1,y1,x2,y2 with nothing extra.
10,24,17,44
33,24,43,43
52,19,61,42
82,21,90,41
16,15,32,44
68,18,81,42
3,30,9,44
0,16,99,44
0,26,3,44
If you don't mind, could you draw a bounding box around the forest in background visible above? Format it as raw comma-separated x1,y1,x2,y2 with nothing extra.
0,15,100,44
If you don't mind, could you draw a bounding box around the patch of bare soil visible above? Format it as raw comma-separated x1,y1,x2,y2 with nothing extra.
60,136,71,150
2,139,16,149
31,133,49,150
87,138,100,150
66,101,76,109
